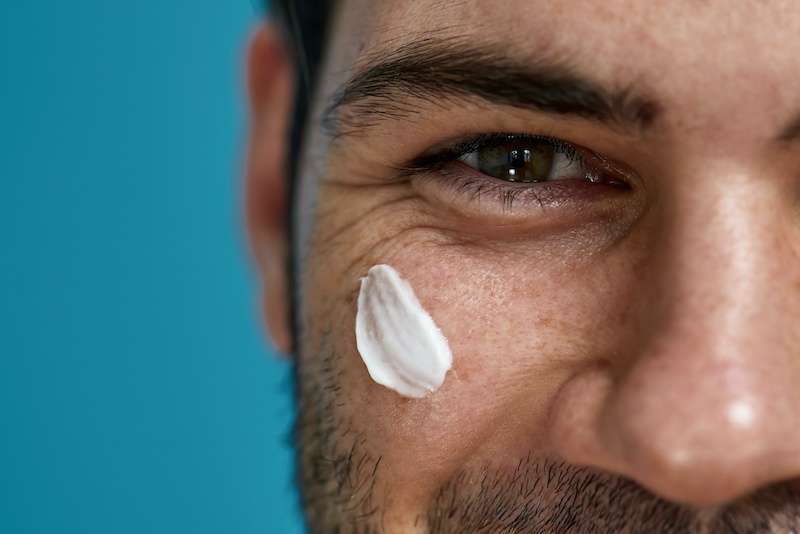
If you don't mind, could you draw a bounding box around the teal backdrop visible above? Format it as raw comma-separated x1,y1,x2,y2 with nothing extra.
0,1,305,532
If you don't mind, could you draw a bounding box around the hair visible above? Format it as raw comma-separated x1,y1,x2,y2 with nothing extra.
269,0,334,175
269,0,336,346
266,5,352,531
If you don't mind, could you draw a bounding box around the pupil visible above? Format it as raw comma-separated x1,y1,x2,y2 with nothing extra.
509,148,531,169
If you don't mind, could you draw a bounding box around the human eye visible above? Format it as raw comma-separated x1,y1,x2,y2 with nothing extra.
405,133,635,216
459,134,605,184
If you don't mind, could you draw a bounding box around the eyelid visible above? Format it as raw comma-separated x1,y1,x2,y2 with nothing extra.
411,165,633,230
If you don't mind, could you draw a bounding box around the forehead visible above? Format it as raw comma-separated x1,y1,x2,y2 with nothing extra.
323,0,800,141
338,0,798,61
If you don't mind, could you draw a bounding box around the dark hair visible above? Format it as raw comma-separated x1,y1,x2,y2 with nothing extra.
270,0,334,174
269,0,335,347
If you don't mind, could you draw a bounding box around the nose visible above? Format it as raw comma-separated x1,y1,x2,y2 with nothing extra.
551,168,800,506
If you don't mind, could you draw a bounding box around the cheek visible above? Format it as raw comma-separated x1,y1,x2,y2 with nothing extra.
303,222,645,496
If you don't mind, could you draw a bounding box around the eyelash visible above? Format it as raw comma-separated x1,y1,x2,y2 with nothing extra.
402,133,626,210
409,132,581,169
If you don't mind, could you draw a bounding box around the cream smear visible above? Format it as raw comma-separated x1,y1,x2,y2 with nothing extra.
355,264,452,398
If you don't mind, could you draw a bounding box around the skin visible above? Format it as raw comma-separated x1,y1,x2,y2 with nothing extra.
246,1,800,532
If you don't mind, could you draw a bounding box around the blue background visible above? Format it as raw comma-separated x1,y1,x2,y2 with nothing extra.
0,1,305,533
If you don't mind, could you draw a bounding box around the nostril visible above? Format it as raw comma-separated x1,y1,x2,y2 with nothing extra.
549,358,800,509
596,427,755,506
600,389,800,507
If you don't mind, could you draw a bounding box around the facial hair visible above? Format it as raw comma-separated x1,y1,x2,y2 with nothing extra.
295,330,800,534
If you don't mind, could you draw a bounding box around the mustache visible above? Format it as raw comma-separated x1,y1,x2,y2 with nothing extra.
425,457,800,534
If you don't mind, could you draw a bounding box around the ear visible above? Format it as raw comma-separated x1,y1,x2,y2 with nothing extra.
245,24,294,355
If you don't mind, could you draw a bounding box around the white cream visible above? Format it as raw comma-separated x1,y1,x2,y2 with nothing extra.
355,264,452,398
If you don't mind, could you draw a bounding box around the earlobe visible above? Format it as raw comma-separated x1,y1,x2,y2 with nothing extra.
244,24,295,356
260,236,292,356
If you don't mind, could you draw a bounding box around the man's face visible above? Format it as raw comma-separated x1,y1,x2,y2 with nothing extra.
249,1,800,531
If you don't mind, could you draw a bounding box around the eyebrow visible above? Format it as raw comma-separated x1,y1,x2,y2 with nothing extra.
323,37,661,138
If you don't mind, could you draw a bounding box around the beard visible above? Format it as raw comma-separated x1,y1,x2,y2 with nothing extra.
425,458,800,534
294,333,800,534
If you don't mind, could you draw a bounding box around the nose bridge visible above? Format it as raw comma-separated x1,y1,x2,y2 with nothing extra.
650,168,783,359
596,166,800,504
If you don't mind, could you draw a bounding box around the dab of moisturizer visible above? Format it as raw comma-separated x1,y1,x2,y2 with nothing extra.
355,264,452,398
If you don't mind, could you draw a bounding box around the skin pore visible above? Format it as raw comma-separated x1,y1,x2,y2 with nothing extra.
246,1,800,532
